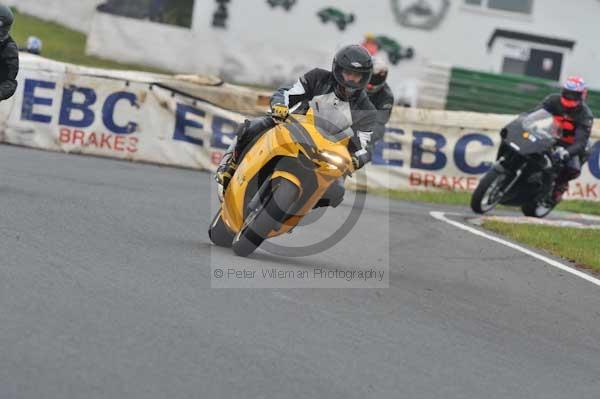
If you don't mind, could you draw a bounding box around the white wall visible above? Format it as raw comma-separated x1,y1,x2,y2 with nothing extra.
6,0,103,33
15,0,600,93
403,0,599,85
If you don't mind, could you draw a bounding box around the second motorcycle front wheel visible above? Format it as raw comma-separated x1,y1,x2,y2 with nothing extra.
471,169,506,214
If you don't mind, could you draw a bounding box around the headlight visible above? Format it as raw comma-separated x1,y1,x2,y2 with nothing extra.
319,151,345,167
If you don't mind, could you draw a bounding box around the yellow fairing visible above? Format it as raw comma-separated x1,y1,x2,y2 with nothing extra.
222,110,352,236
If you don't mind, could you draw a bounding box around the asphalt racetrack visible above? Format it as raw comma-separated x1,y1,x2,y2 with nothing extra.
1,144,599,399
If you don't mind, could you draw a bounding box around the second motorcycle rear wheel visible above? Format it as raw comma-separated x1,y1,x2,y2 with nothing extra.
521,200,556,218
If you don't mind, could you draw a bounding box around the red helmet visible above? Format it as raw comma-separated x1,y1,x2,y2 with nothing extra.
561,76,587,109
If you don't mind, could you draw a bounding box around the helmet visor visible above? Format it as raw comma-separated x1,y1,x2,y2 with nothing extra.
370,71,387,86
367,71,387,93
333,64,372,90
561,89,582,101
561,89,582,108
0,26,9,41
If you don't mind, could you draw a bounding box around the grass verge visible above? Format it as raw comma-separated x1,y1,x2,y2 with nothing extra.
374,189,472,206
376,189,600,216
11,8,169,73
555,200,600,217
483,220,600,272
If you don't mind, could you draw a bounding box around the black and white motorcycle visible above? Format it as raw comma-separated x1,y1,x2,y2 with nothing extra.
471,109,563,218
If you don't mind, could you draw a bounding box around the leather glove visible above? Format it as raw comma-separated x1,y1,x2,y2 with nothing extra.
551,147,570,163
270,103,289,123
351,151,370,171
358,131,372,150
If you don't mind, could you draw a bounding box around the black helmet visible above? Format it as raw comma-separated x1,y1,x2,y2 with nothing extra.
0,5,14,41
367,56,389,94
332,45,373,100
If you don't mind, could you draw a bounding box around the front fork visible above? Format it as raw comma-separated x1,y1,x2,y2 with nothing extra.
494,157,525,198
540,154,560,198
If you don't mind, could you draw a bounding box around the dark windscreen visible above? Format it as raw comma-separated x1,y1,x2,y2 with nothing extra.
521,109,558,139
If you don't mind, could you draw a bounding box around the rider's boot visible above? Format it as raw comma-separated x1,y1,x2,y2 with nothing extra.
215,117,276,192
215,136,239,190
550,164,579,205
551,181,568,204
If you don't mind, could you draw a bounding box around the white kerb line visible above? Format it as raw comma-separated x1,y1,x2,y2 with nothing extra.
430,211,600,288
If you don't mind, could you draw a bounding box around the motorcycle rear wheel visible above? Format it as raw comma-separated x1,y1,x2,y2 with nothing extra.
521,200,556,218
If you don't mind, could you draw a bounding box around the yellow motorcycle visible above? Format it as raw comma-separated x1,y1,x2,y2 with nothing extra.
208,108,355,257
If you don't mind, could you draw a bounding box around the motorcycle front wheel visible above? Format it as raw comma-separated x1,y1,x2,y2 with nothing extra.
208,210,235,247
232,178,299,257
471,169,506,214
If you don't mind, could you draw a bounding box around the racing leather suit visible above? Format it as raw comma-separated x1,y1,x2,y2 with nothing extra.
0,35,18,101
367,82,395,148
541,94,594,195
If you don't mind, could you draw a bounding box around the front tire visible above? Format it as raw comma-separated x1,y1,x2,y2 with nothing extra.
471,169,505,214
208,211,235,247
232,178,299,257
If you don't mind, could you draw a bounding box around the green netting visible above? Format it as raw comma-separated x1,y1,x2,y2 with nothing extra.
446,68,600,116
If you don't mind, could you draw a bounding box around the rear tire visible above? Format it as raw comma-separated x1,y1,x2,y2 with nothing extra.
232,178,299,257
521,200,556,218
208,211,235,247
471,169,505,214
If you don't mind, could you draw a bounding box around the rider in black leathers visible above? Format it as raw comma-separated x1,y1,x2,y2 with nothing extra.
540,76,594,202
216,45,376,206
0,5,18,102
366,56,395,152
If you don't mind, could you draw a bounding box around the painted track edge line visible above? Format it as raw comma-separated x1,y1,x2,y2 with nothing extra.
430,211,600,288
